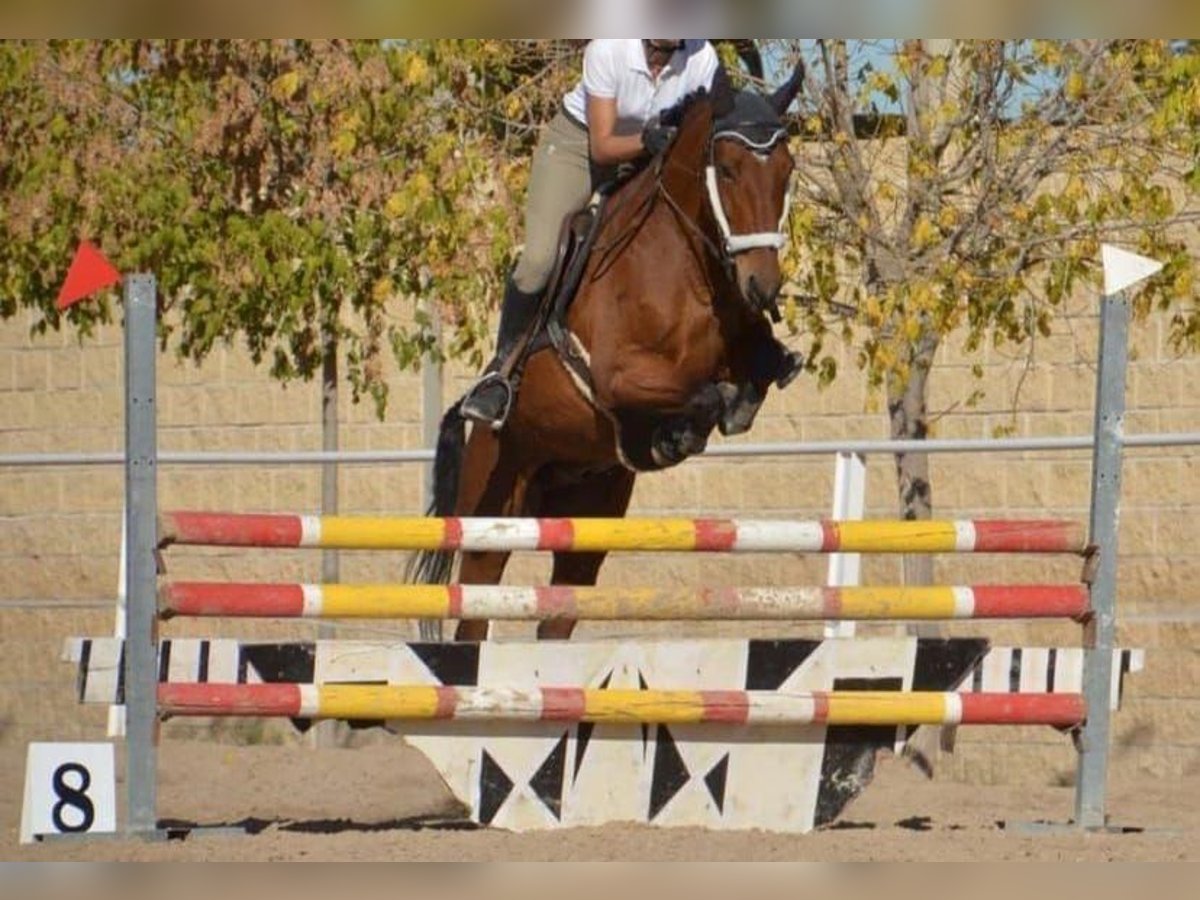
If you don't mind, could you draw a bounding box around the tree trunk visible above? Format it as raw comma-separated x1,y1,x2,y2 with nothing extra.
887,339,956,770
887,358,934,589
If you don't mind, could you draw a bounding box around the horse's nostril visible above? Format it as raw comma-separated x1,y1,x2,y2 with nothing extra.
747,275,764,304
745,274,775,310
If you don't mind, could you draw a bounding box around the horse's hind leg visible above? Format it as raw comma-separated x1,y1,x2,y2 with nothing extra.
529,466,636,640
453,427,531,642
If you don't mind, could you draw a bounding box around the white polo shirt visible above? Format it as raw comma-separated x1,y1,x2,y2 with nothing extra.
562,39,720,135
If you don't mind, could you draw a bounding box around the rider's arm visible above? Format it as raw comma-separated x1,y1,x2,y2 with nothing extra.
586,94,651,165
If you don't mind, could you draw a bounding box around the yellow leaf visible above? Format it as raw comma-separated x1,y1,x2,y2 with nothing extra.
1065,71,1086,101
868,72,894,92
1175,269,1193,296
404,54,429,87
1035,41,1062,67
912,216,938,249
911,282,935,309
385,192,406,218
409,172,433,202
332,129,357,158
938,206,959,230
372,277,395,303
271,71,302,102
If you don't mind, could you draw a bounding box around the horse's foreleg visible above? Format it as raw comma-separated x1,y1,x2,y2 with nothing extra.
651,382,727,467
716,379,767,436
531,466,636,640
451,427,531,642
718,314,803,436
455,550,511,642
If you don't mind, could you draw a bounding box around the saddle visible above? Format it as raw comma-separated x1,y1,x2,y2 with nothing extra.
494,185,616,402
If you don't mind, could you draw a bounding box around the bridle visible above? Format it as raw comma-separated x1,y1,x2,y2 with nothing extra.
589,107,794,295
656,122,792,275
704,126,791,255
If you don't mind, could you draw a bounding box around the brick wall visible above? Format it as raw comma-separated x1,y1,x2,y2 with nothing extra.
2,288,1198,786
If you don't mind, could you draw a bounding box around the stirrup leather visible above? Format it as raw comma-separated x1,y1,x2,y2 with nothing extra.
461,371,515,432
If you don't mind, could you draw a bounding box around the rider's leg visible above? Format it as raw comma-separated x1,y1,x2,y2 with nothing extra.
459,278,542,425
461,111,593,429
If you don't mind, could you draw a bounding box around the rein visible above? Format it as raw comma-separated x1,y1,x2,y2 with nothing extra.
584,112,793,294
587,169,662,279
655,171,729,272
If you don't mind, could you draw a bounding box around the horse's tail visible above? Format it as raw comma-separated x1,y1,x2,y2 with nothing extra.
406,401,466,590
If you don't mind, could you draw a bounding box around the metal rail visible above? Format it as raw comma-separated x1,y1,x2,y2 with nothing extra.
2,431,1199,468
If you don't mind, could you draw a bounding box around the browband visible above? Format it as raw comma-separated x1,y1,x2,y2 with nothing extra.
712,127,788,152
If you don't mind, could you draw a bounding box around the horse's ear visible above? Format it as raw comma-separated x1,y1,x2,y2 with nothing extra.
710,64,736,118
768,60,806,116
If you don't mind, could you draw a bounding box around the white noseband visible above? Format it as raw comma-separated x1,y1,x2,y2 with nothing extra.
705,128,791,255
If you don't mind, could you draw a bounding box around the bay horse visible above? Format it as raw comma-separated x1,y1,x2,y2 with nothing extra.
413,68,804,642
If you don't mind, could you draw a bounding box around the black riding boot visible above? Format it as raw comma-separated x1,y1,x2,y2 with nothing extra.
460,279,543,429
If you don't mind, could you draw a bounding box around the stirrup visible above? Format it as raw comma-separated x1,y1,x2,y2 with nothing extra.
460,371,515,432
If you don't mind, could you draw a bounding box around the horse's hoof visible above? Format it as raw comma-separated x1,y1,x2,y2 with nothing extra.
775,350,804,389
650,431,696,468
678,431,709,456
716,381,741,406
717,381,764,437
719,410,754,437
650,443,687,468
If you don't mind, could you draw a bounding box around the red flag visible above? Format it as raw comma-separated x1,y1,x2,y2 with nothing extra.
56,241,121,310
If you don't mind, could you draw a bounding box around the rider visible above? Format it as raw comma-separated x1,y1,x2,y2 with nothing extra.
460,39,800,428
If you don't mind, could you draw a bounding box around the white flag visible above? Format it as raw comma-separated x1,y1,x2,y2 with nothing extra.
1102,245,1163,295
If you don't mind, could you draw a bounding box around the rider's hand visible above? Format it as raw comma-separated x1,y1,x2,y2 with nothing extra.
641,120,678,157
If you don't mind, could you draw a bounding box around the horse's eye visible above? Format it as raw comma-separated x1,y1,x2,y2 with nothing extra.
717,163,735,181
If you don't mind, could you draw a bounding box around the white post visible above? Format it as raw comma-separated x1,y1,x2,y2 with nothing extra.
106,509,127,737
825,451,866,638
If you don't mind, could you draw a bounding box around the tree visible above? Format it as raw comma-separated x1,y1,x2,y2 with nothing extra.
0,39,587,405
764,39,1198,546
7,40,1194,525
0,39,792,400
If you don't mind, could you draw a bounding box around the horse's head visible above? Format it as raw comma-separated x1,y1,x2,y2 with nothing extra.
705,66,802,317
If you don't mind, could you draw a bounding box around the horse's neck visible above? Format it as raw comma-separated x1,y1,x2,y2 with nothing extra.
659,108,712,221
655,113,733,297
599,100,713,235
574,100,734,344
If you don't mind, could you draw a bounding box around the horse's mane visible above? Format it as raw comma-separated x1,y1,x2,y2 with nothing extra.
588,66,743,271
658,65,737,130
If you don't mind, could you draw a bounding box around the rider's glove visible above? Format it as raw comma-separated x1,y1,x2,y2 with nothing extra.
641,120,678,157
